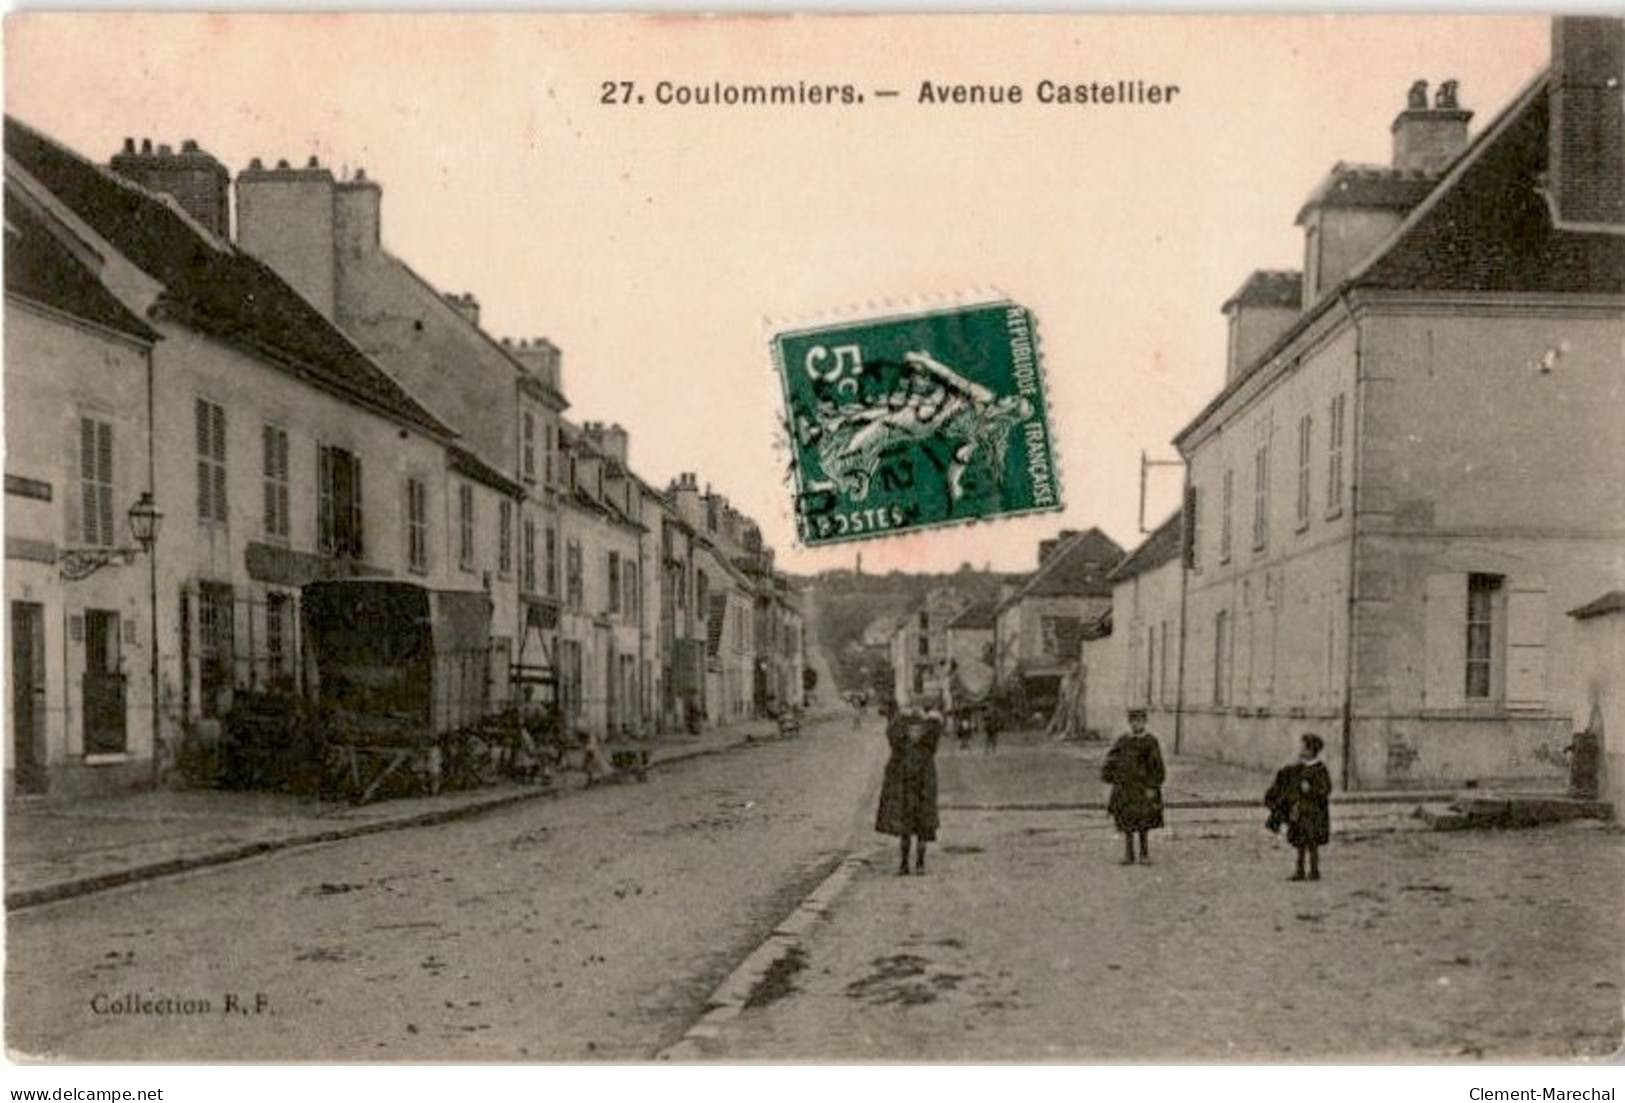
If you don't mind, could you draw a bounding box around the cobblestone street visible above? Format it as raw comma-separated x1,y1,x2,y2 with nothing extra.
691,736,1624,1061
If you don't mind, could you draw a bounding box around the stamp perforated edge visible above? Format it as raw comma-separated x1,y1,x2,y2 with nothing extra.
763,288,1067,551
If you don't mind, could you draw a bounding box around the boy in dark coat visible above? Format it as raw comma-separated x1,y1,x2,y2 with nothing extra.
876,709,942,874
1264,732,1333,881
1101,707,1166,865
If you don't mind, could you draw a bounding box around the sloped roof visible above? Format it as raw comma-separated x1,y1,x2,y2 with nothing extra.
1294,161,1437,225
448,444,525,499
947,598,997,631
4,187,157,342
997,527,1125,611
5,116,450,437
1221,269,1302,313
1108,510,1184,583
1177,72,1625,452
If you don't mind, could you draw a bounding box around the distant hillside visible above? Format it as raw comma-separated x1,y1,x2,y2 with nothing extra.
795,565,1017,695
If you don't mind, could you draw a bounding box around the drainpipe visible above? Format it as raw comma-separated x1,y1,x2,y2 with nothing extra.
1337,290,1363,793
637,503,647,734
1174,465,1192,756
146,343,162,789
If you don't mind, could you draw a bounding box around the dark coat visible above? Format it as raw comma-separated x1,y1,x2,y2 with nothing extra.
875,713,941,840
1264,760,1332,847
1102,732,1165,833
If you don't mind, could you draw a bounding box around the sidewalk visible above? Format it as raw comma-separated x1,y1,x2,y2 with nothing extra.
3,714,810,910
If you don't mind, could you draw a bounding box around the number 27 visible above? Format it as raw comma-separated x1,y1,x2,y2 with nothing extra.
601,81,635,104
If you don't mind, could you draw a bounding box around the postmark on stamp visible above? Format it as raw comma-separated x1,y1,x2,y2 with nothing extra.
771,298,1062,546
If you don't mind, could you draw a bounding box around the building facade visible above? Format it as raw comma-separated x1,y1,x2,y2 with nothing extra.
1174,25,1624,788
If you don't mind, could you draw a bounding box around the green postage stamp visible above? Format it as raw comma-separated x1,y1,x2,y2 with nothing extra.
772,298,1062,547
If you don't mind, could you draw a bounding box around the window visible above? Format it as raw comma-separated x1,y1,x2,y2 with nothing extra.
1295,412,1312,529
498,501,513,577
1220,469,1234,562
625,564,638,621
544,423,555,486
1327,392,1346,515
262,425,290,540
523,412,536,482
696,569,709,614
608,551,621,613
522,519,537,593
566,539,584,610
1159,619,1172,705
1252,443,1270,550
1040,615,1079,658
198,581,234,719
1466,574,1499,700
1146,625,1156,705
265,592,291,684
458,483,475,570
79,416,114,546
196,399,227,524
318,445,363,558
919,611,930,630
919,634,930,657
1213,610,1231,706
544,525,557,597
405,478,428,573
1183,485,1200,570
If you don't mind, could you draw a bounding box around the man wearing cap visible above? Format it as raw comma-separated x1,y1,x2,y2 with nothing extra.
1101,706,1167,865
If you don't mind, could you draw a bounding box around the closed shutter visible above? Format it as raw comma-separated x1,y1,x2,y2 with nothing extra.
1505,577,1549,710
210,402,226,521
350,454,364,559
262,427,278,535
1423,573,1466,709
81,417,101,545
196,400,212,521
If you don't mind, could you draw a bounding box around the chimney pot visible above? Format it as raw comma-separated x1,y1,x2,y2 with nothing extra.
355,167,367,181
307,155,320,168
276,158,290,169
248,156,263,170
157,143,172,157
123,137,135,154
140,139,153,154
182,139,199,153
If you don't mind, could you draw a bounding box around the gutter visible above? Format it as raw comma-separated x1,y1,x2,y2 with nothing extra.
1337,289,1363,793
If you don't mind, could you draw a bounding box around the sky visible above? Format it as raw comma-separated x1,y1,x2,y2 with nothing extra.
5,13,1551,574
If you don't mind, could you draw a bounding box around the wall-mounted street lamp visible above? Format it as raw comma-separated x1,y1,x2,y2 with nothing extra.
57,493,163,581
127,493,164,788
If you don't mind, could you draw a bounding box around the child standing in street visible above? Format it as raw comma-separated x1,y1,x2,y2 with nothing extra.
1265,732,1333,881
1102,707,1166,865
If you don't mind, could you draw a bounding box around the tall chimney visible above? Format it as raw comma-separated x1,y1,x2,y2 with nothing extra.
444,292,480,328
235,156,338,318
108,137,230,239
334,171,381,258
1390,77,1473,175
1548,17,1625,230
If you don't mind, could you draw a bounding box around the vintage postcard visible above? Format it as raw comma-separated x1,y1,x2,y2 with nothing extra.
2,10,1622,1081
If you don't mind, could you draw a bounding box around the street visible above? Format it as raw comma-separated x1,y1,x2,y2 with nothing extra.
5,715,885,1061
9,723,1621,1062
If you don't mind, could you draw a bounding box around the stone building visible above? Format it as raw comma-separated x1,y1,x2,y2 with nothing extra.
232,157,554,706
5,117,460,793
890,588,972,709
992,527,1124,718
1173,19,1624,788
4,187,160,795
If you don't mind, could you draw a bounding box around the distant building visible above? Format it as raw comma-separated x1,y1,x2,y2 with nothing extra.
890,587,972,709
993,527,1124,718
1103,512,1185,740
944,599,997,704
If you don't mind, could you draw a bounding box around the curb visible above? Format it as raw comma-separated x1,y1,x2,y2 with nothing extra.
938,792,1457,813
658,849,870,1061
6,733,767,913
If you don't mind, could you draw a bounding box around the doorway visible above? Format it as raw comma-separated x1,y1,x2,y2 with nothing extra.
11,601,47,792
82,608,127,755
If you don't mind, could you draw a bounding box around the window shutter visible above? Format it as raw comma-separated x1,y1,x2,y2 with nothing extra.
1423,573,1466,709
1505,578,1549,710
351,454,364,559
96,421,114,546
80,417,99,545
